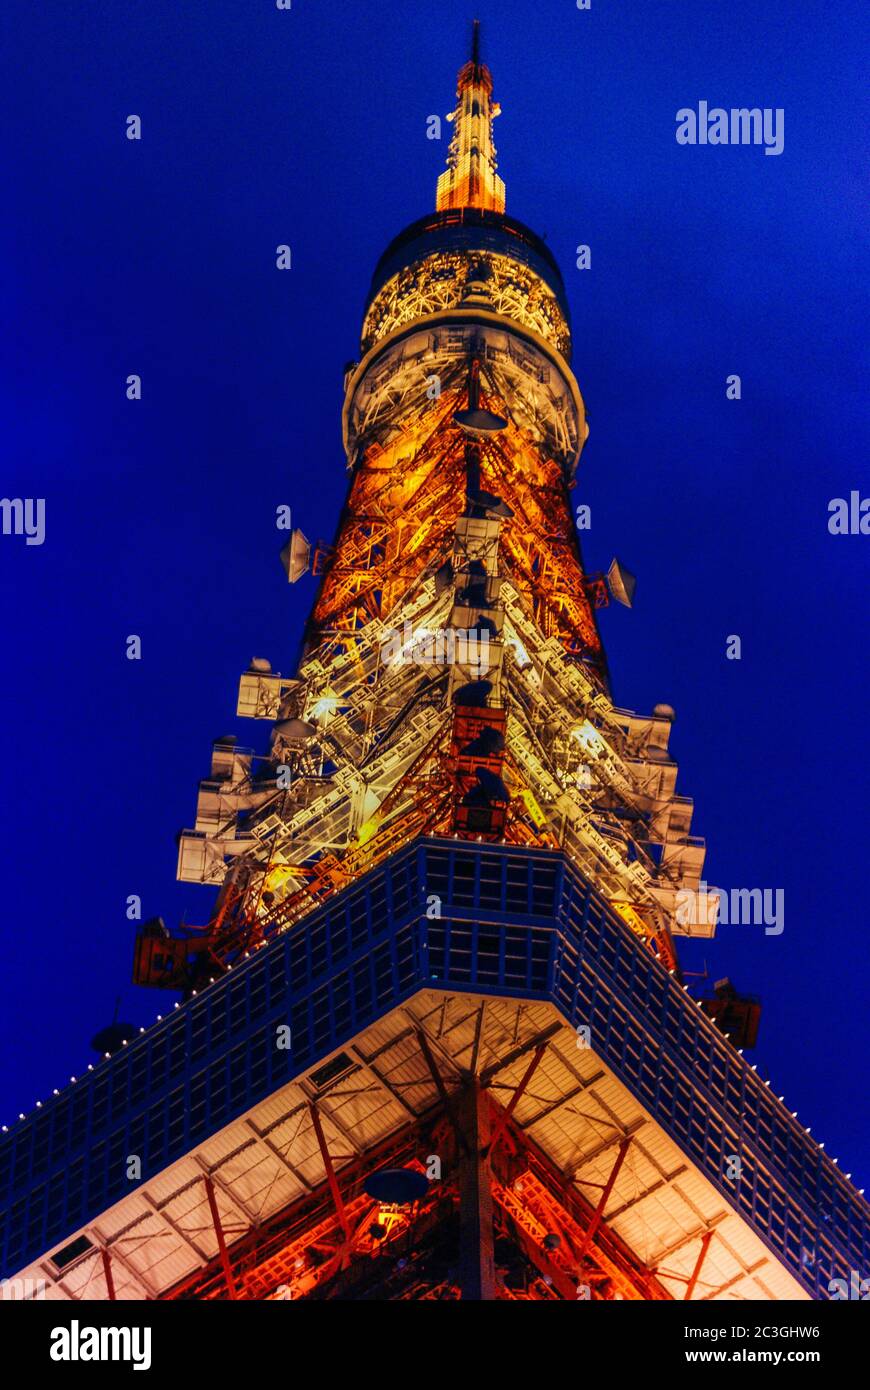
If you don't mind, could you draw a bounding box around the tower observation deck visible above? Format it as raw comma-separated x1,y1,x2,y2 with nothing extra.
2,27,867,1303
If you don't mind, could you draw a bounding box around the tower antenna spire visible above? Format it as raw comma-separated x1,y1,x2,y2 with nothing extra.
436,21,505,214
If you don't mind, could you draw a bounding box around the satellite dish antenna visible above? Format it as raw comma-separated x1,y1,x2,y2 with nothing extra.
468,489,514,519
273,718,316,742
91,1021,138,1056
280,529,311,583
466,262,492,290
459,725,504,758
434,559,454,594
456,579,490,608
91,997,137,1056
452,679,492,707
453,408,508,436
463,262,493,303
470,765,510,804
606,557,637,608
363,1167,429,1204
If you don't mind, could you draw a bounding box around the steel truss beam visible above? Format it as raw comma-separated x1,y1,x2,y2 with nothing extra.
162,1071,669,1302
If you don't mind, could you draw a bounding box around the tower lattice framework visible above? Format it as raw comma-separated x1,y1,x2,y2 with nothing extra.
9,29,865,1306
134,32,721,1300
161,34,703,994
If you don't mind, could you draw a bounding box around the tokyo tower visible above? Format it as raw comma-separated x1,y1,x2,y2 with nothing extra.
2,25,867,1303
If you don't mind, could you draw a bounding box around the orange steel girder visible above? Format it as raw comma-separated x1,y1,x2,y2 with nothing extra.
191,361,610,975
308,380,603,668
202,717,561,971
164,1083,670,1302
310,397,468,637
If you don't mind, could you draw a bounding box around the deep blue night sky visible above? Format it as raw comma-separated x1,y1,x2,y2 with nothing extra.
2,1,867,1187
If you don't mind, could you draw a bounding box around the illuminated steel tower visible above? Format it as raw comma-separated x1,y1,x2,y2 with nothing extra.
3,29,868,1303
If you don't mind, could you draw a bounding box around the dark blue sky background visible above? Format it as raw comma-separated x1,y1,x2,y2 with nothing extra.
1,1,867,1185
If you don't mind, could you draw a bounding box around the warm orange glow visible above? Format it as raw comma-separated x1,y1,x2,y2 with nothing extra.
436,56,505,214
313,385,602,658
